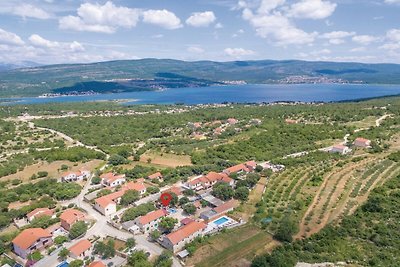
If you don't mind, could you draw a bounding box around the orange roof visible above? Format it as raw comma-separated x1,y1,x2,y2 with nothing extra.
199,176,210,183
165,186,182,196
124,181,146,192
148,172,163,179
27,208,53,220
88,262,106,267
213,199,239,214
165,221,206,245
225,164,249,174
245,161,257,168
205,172,222,182
188,178,202,186
68,239,91,257
12,228,52,250
60,209,85,225
95,195,116,208
138,209,166,225
355,137,370,143
61,171,83,177
333,144,348,150
101,172,125,184
220,175,233,184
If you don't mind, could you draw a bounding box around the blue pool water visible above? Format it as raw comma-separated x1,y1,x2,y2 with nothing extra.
2,84,400,106
214,217,229,225
168,208,177,214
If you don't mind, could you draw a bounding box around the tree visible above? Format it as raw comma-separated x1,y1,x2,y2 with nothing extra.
69,260,84,267
255,165,263,172
274,216,298,243
234,187,249,201
169,192,178,207
183,203,196,215
93,239,116,259
146,186,160,194
127,250,151,267
54,235,69,245
91,176,101,185
178,196,189,206
108,154,128,166
154,250,173,267
150,230,161,241
212,182,234,201
69,221,88,239
58,247,69,260
97,189,112,198
121,190,140,206
183,189,195,196
159,217,178,233
126,237,136,249
246,173,260,188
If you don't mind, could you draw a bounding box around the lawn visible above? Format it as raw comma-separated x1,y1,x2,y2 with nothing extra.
140,152,192,167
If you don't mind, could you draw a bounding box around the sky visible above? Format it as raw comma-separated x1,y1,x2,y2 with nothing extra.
0,0,400,64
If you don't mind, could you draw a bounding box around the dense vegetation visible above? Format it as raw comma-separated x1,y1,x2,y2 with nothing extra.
252,174,400,267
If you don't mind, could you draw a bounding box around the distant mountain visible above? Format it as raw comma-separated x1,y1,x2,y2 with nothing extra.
0,61,42,71
1,58,400,97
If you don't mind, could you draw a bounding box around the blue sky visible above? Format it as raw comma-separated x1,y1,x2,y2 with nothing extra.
0,0,400,64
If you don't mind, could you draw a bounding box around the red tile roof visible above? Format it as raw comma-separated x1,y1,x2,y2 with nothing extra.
148,172,163,180
180,217,195,225
27,208,53,220
68,239,91,257
60,209,85,225
101,173,126,184
165,221,206,245
12,228,52,250
213,199,239,214
123,181,146,192
355,137,370,143
88,262,106,267
225,164,249,174
138,209,167,225
245,160,257,168
165,186,182,196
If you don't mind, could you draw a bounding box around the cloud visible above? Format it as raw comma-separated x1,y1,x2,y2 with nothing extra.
224,47,255,57
215,23,223,29
0,28,24,46
187,46,205,53
288,0,337,20
29,34,85,52
352,35,379,45
384,0,400,4
186,11,216,27
12,4,51,19
379,29,400,51
142,9,182,29
59,1,140,33
320,31,355,44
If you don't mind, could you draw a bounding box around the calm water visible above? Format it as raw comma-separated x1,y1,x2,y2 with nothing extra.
2,84,400,105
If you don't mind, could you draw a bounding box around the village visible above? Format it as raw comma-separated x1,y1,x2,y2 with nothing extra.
4,114,375,267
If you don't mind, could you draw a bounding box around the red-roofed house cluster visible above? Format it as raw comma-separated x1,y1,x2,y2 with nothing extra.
61,170,91,182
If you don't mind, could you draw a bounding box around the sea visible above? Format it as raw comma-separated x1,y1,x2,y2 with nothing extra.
1,84,400,106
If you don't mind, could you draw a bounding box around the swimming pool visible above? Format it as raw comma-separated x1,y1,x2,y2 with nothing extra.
214,216,229,225
168,208,177,214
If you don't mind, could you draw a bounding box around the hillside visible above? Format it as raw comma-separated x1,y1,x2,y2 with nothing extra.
1,59,400,97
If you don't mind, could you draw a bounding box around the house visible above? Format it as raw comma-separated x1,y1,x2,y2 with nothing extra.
259,162,285,172
330,145,352,155
88,261,106,267
27,208,54,222
12,228,52,259
61,170,90,182
223,164,250,176
147,172,163,182
353,137,371,148
285,119,298,124
200,200,239,221
186,172,235,191
164,186,183,197
161,221,207,253
60,209,86,231
124,181,147,195
100,173,126,187
227,118,238,125
244,161,257,172
134,209,167,234
68,239,92,259
180,217,194,226
186,176,203,191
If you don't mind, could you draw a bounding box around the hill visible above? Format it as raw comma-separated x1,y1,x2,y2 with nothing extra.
1,59,400,97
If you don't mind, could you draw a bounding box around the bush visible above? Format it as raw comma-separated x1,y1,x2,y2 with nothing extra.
69,221,88,239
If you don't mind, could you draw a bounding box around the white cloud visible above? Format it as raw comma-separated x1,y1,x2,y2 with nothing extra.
350,47,366,52
352,35,379,45
187,46,204,53
386,29,400,42
384,0,400,4
320,31,355,44
215,23,223,29
224,47,255,57
186,11,216,27
12,4,51,19
142,9,182,29
288,0,337,20
0,28,24,46
59,1,140,33
257,0,286,14
29,34,84,52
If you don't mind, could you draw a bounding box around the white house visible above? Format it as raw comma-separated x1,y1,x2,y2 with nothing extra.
100,173,126,187
94,196,117,217
134,209,167,234
330,145,352,155
61,170,90,182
